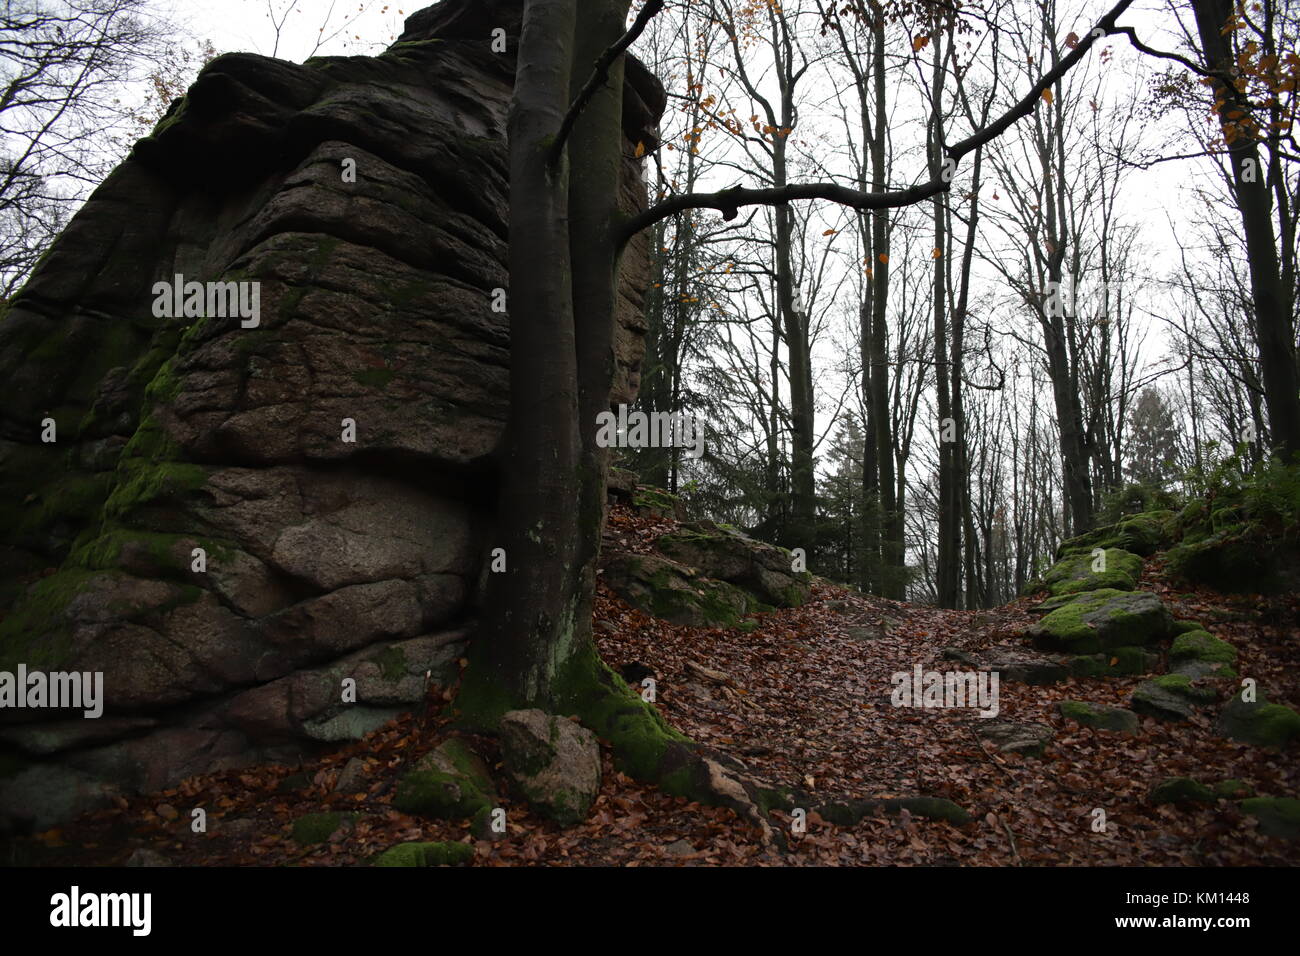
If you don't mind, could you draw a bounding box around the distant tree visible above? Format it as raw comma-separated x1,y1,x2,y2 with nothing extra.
0,0,172,295
1124,386,1181,489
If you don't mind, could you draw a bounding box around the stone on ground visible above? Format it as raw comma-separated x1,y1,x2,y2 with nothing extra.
1058,700,1139,733
976,721,1054,757
1043,548,1143,596
499,709,602,826
1149,777,1215,805
1217,693,1300,748
372,841,474,867
393,737,495,820
1028,588,1174,653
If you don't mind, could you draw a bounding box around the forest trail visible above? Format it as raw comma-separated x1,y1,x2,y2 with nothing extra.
12,507,1299,867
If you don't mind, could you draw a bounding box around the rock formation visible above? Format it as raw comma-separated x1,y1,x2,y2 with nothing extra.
0,0,664,830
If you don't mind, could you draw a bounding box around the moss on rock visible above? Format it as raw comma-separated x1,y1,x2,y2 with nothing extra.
1043,548,1143,597
1068,646,1159,678
1028,588,1174,653
1240,797,1300,839
1058,700,1139,733
291,811,349,845
1149,777,1215,805
1169,630,1237,665
371,840,474,866
1217,693,1300,748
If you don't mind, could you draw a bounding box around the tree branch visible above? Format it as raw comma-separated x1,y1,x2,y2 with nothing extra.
619,0,1136,248
549,0,664,166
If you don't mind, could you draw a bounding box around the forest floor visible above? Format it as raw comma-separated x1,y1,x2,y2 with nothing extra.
15,507,1300,866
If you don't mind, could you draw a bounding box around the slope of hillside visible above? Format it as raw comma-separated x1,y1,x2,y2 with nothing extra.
7,497,1296,867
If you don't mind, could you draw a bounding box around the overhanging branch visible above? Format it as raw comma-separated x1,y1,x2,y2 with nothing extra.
549,0,664,167
618,0,1135,248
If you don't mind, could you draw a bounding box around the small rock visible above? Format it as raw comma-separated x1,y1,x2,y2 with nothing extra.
1217,693,1300,748
1240,797,1300,839
499,709,601,826
1150,777,1215,805
334,757,368,794
664,838,695,857
976,721,1054,758
1058,700,1139,733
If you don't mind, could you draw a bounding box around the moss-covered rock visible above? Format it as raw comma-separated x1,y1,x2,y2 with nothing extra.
1169,630,1237,665
1027,588,1174,654
1213,779,1254,799
655,522,812,608
1058,700,1139,733
392,737,496,820
1057,511,1174,559
499,709,601,827
600,550,758,628
631,487,686,520
1165,529,1294,593
371,840,474,866
1149,777,1215,805
291,811,351,845
1240,797,1300,839
1217,693,1300,748
1131,675,1219,722
1043,548,1143,596
1067,646,1159,678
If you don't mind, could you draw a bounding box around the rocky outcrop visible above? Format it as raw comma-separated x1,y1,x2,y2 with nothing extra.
0,0,664,830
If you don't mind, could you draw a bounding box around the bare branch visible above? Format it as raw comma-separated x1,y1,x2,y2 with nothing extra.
619,0,1136,247
549,0,664,165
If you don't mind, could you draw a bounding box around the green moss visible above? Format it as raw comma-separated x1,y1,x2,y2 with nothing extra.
632,488,682,516
291,812,349,845
1149,777,1215,805
370,644,407,681
1213,779,1253,799
1058,700,1139,732
1151,673,1219,704
1044,548,1143,596
353,368,397,389
1240,797,1300,838
1031,588,1173,653
104,459,207,522
392,769,491,820
552,643,691,783
1057,511,1173,559
1218,695,1300,748
1170,630,1237,665
0,569,97,670
371,841,473,867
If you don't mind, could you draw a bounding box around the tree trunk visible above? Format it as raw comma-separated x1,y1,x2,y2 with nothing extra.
1191,0,1300,460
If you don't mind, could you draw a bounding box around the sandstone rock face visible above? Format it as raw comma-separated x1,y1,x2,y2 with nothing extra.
0,0,662,830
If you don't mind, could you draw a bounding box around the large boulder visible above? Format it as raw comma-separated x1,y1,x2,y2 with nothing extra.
1056,511,1174,559
600,551,760,629
1042,548,1142,596
655,521,811,608
0,0,663,829
1027,588,1174,654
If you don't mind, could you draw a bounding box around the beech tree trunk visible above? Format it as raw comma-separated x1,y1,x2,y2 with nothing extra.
1191,0,1300,460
